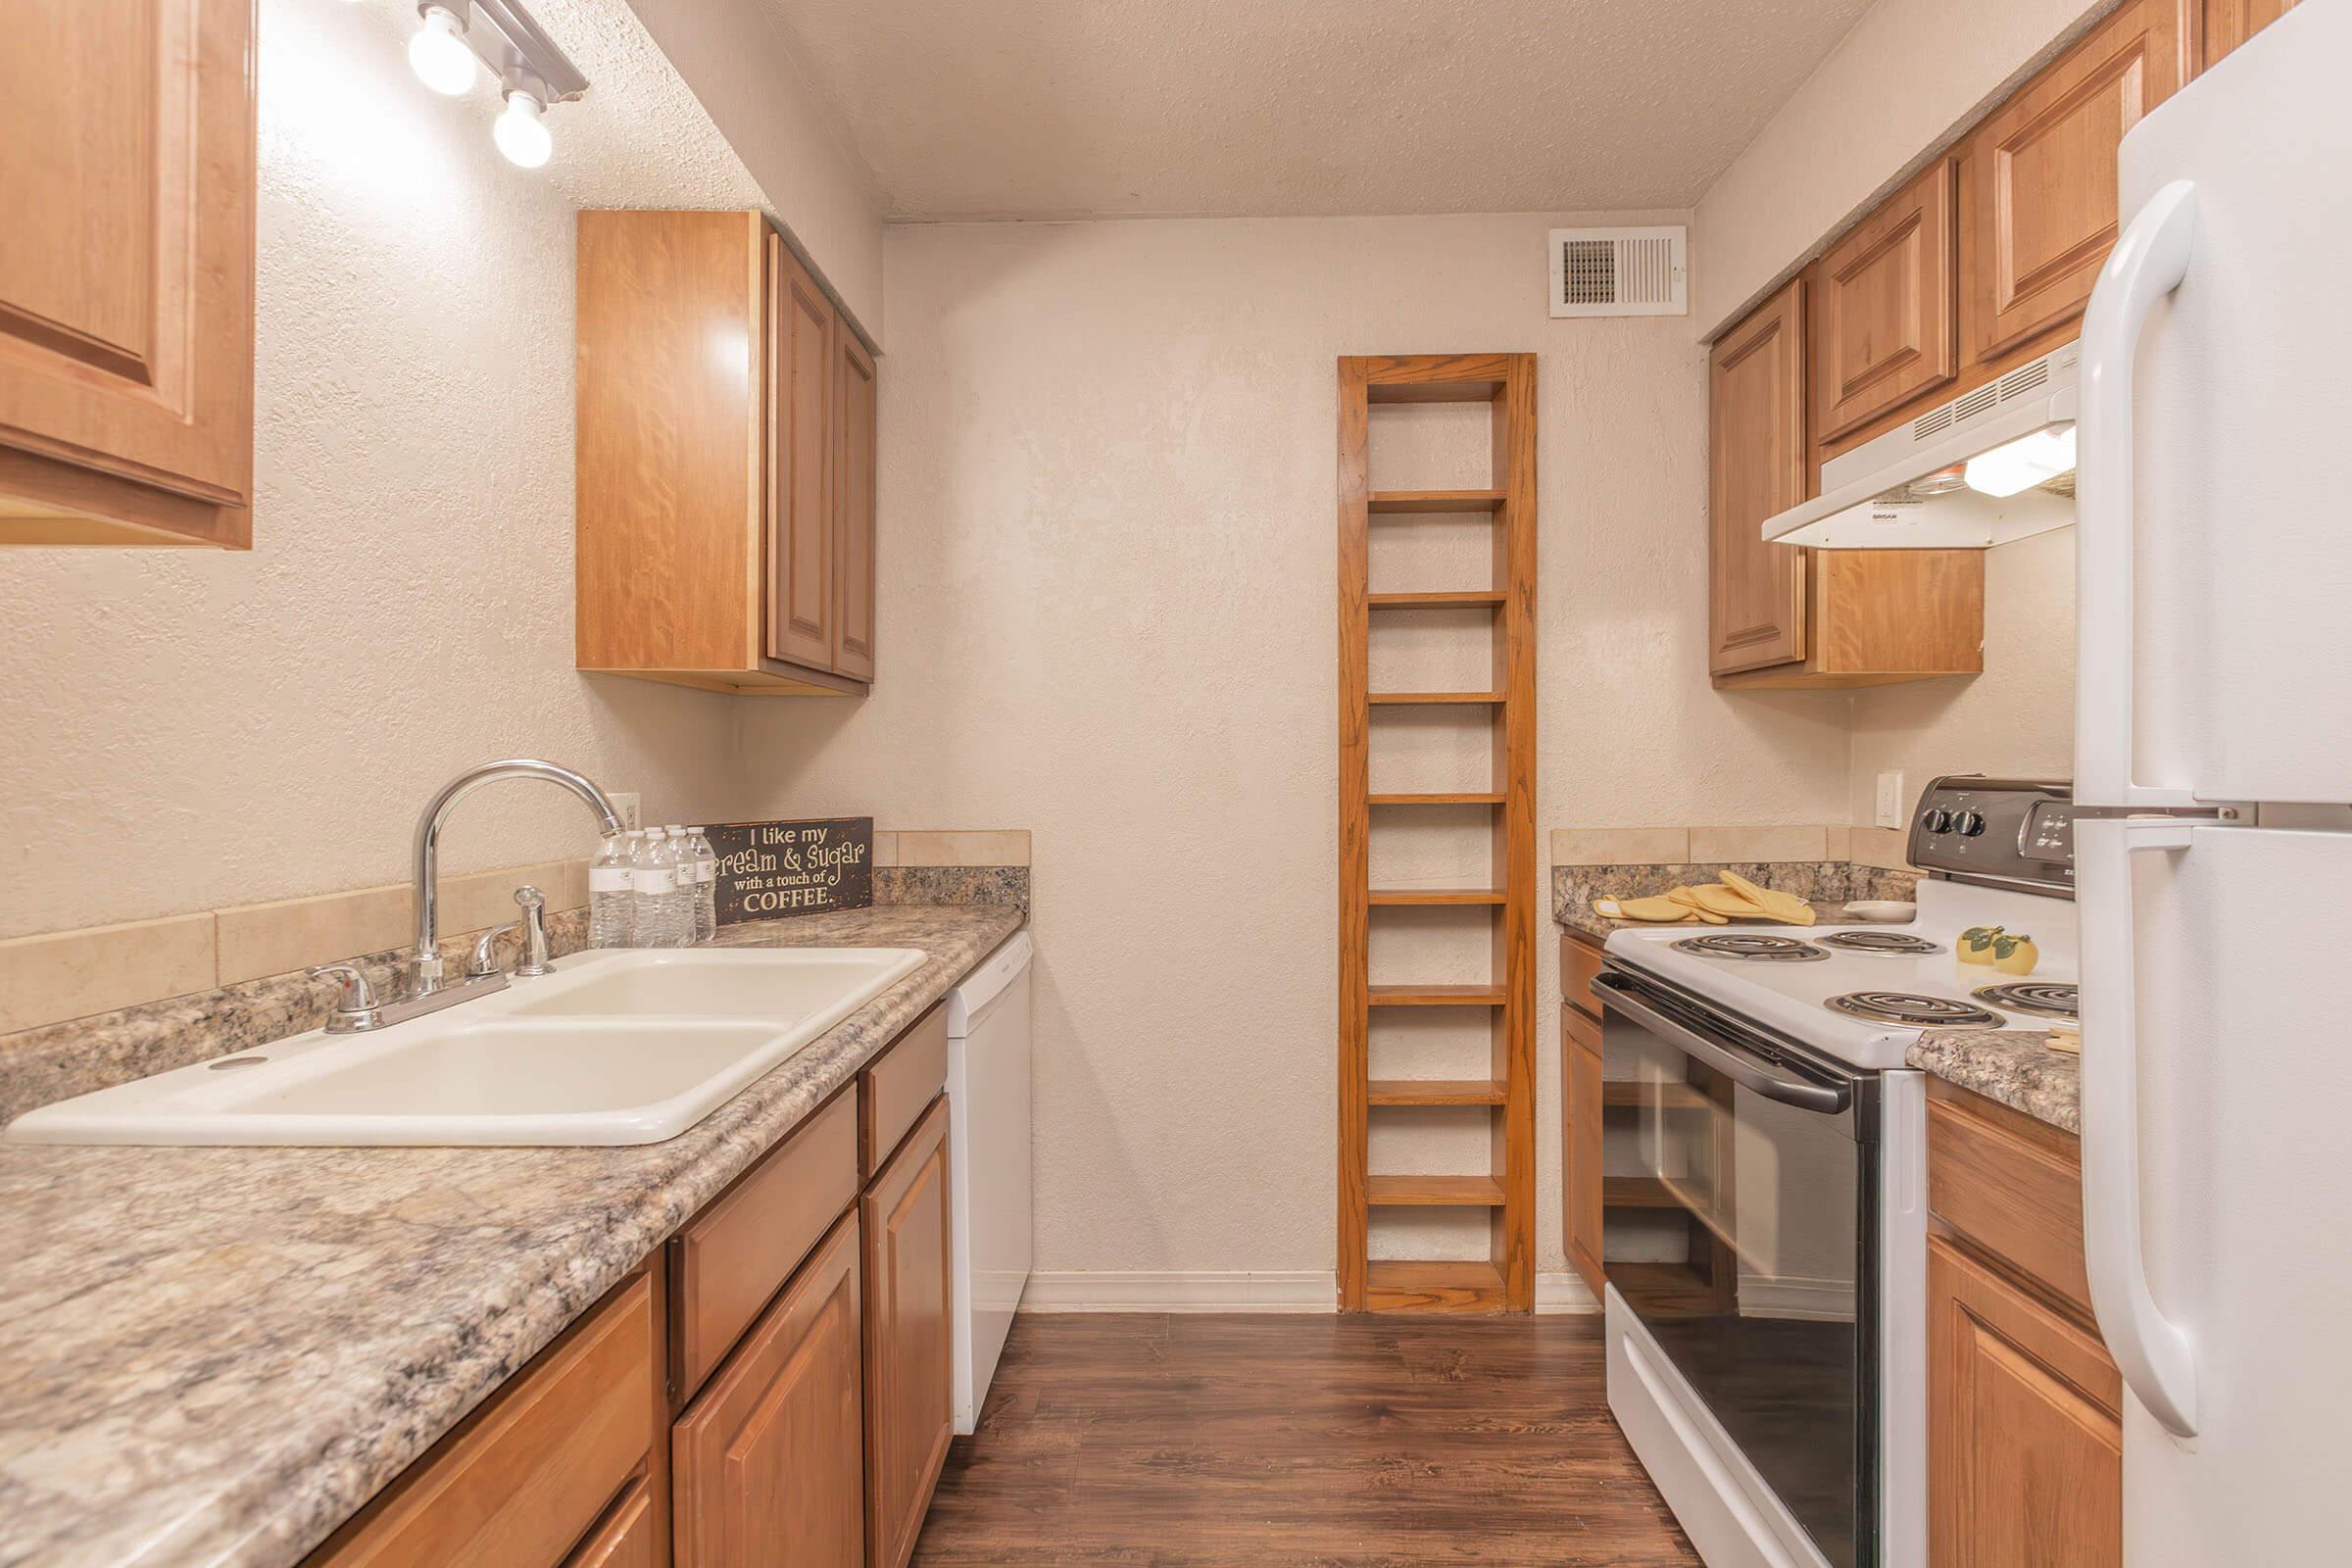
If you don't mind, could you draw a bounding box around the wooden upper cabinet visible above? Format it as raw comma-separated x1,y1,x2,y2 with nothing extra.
1814,160,1955,448
2206,0,2298,63
1707,279,1809,676
673,1212,866,1568
861,1096,954,1568
0,0,256,547
833,327,879,683
1957,0,2194,372
577,211,878,695
768,236,836,671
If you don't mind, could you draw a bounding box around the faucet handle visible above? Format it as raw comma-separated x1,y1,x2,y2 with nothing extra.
311,964,382,1033
466,923,517,981
512,886,553,978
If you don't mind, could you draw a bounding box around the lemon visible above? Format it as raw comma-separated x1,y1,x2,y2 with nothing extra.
1958,925,2004,966
1993,934,2040,976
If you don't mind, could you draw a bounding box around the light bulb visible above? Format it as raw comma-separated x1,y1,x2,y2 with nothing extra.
1962,423,2078,499
408,6,477,96
495,90,552,168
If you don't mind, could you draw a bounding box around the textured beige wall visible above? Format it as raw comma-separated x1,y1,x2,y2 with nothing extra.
624,0,887,335
1692,0,2112,337
1848,530,2077,821
0,0,774,941
734,213,1854,1279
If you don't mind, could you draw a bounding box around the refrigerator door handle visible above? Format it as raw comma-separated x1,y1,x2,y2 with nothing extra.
2077,179,2199,809
2077,815,2200,1437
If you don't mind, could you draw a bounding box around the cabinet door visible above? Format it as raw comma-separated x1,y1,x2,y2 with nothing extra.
861,1095,953,1568
1958,0,2192,368
1929,1238,2122,1568
1563,1005,1605,1296
673,1212,865,1568
1814,160,1955,446
766,234,837,671
1708,279,1809,675
2207,0,2297,61
832,324,878,682
0,0,255,544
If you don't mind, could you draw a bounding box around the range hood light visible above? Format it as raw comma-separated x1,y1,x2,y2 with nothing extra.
1963,424,2078,499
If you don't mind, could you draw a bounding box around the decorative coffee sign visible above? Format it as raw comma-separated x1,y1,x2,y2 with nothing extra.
707,817,874,924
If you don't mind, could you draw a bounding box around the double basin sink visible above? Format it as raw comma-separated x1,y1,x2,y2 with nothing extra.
4,947,925,1148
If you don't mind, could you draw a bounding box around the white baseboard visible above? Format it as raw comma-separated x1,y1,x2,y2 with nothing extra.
1018,1270,1337,1312
1015,1269,1605,1314
1537,1271,1602,1314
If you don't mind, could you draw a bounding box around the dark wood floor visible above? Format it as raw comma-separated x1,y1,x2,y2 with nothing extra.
912,1312,1701,1566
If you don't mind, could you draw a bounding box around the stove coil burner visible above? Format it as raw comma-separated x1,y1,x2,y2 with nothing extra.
1817,930,1945,956
1972,982,2080,1021
1826,991,2003,1028
1671,934,1831,962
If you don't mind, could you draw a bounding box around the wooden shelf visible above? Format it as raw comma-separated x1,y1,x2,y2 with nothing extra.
1365,1259,1505,1315
1602,1176,1686,1209
1368,691,1504,706
1367,590,1505,609
1367,489,1505,514
1369,886,1506,906
1367,1078,1507,1106
1601,1081,1713,1111
1366,1175,1506,1207
1340,352,1537,1315
1367,984,1505,1007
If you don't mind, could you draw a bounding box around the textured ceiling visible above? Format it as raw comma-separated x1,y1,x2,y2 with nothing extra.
760,0,1878,220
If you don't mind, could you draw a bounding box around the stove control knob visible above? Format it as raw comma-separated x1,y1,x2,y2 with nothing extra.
1922,808,1952,833
1955,809,1987,837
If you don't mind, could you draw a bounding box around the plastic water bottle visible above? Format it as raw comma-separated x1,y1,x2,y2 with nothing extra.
632,828,681,947
685,827,717,943
589,832,633,948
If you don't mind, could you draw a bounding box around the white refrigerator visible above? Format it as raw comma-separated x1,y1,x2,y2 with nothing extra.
2076,3,2352,1562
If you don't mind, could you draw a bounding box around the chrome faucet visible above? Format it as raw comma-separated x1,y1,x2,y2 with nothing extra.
319,759,621,1031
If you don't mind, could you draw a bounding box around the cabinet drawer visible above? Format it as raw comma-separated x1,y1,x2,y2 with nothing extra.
563,1479,659,1568
1927,1084,2090,1318
1561,935,1605,1020
309,1272,657,1568
860,1003,949,1176
670,1089,858,1401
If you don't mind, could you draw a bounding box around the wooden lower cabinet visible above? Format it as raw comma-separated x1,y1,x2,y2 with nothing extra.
1561,994,1606,1297
1929,1238,2122,1567
565,1481,662,1568
2207,0,2298,61
673,1211,867,1568
1927,1082,2121,1567
861,1095,956,1568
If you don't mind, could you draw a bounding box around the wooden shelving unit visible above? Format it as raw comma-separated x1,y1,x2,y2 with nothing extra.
1338,353,1537,1315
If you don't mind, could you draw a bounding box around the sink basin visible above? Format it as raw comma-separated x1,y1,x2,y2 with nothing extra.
2,946,926,1147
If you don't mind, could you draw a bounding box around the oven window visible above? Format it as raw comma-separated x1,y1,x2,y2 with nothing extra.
1604,1007,1868,1568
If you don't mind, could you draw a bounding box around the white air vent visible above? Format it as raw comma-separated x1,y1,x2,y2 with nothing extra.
1548,226,1688,318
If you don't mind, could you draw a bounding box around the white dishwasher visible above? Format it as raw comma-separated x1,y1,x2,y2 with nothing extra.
945,929,1033,1435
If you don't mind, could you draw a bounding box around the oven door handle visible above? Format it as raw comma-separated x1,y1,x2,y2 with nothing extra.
1592,973,1851,1114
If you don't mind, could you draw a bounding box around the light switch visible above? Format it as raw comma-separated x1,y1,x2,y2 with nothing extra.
607,792,642,832
1874,771,1906,829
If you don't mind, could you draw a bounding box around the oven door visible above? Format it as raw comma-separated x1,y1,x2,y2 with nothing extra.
1593,967,1881,1568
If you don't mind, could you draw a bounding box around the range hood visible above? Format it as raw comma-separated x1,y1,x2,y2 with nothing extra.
1761,340,2080,548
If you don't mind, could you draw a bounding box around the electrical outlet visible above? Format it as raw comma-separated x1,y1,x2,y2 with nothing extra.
608,792,642,832
1873,771,1907,830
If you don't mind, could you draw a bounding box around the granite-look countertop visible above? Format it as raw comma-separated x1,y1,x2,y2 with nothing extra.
0,903,1024,1568
1908,1028,2081,1134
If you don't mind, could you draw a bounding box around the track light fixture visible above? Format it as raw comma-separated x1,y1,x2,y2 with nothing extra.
399,1,588,169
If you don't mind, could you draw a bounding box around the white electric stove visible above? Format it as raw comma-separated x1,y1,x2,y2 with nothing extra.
1596,777,2076,1568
